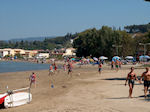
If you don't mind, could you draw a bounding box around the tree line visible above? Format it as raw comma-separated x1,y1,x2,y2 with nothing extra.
0,33,77,50
73,26,150,59
0,25,150,59
124,23,150,33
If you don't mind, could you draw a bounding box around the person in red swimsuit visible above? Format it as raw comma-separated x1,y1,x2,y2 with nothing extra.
29,72,36,88
53,63,58,74
98,62,102,74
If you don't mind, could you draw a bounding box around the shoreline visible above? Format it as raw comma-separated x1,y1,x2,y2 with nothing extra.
0,60,65,74
0,58,65,64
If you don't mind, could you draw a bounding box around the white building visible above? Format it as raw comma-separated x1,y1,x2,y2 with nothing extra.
0,48,14,57
70,39,74,44
63,48,76,57
0,50,8,57
0,48,38,58
36,53,49,59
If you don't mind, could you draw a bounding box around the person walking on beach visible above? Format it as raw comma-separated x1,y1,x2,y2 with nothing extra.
125,67,139,98
63,63,67,71
98,62,102,74
54,63,57,73
79,59,82,68
115,60,119,71
140,67,150,98
67,62,73,77
119,60,122,69
29,72,36,88
111,61,114,69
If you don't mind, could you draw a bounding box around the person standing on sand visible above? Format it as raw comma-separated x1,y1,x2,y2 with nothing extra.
98,61,102,74
125,67,139,98
140,67,150,98
29,72,36,88
49,64,54,76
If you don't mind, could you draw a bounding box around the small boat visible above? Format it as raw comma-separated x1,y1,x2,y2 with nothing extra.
0,87,32,108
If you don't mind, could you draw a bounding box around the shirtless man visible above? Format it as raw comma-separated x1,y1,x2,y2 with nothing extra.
140,67,150,98
125,67,139,98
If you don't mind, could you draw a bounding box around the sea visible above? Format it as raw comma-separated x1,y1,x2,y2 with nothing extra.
0,61,50,73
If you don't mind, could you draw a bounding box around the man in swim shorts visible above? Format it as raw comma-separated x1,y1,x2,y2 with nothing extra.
140,67,150,98
125,67,139,98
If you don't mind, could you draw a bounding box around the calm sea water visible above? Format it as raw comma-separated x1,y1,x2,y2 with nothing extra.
0,61,50,73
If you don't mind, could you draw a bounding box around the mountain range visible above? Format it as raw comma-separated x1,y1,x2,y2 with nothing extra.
7,36,56,42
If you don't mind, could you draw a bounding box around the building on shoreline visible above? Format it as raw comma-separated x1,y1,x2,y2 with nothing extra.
49,48,76,58
63,48,76,57
0,48,76,59
0,48,38,58
0,48,15,57
35,53,50,59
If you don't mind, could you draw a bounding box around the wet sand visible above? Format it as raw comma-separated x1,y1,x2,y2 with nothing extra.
0,64,150,112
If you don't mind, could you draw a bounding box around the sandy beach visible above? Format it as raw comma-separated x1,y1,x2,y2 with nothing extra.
0,64,150,112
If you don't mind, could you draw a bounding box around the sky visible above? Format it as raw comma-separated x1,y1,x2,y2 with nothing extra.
0,0,150,40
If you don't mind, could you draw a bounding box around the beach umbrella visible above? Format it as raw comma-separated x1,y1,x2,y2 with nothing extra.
82,58,86,61
93,57,98,61
112,56,120,61
139,55,150,60
99,56,108,60
125,56,133,59
90,59,94,62
144,55,150,59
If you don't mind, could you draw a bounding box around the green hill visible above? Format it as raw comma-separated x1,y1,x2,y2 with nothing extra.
124,23,150,33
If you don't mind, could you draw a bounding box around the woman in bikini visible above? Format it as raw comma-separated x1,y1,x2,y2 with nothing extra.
125,67,139,98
